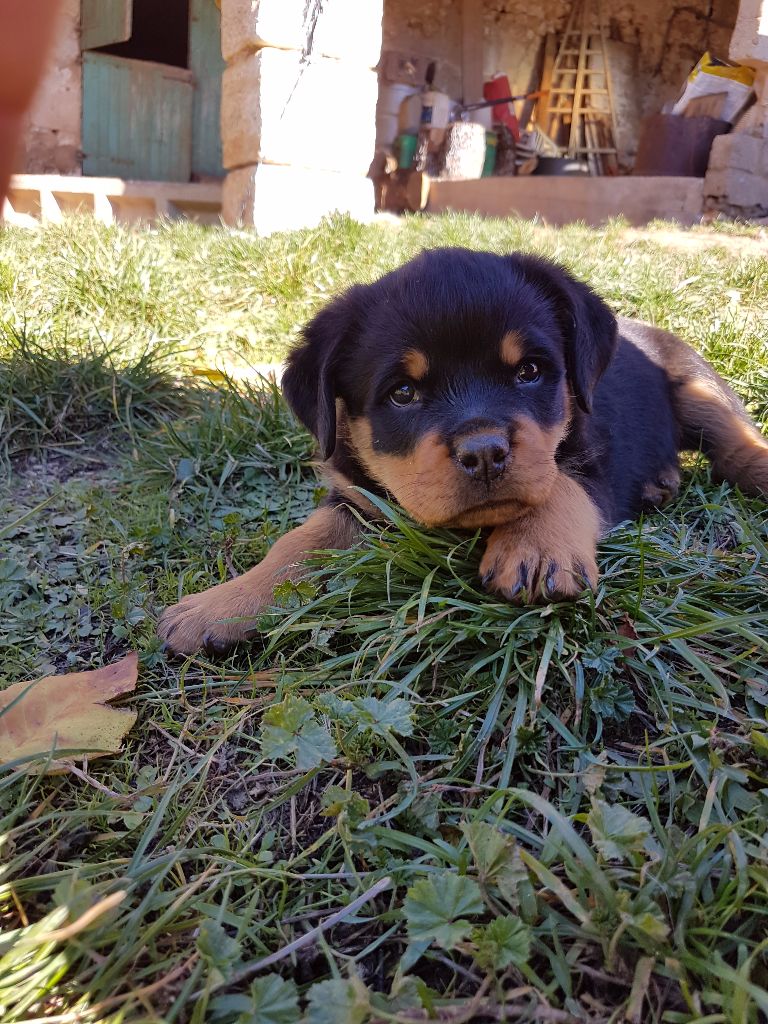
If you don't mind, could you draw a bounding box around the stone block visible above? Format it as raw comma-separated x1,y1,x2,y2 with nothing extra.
222,49,377,174
222,163,374,234
704,165,768,210
222,0,383,68
729,0,768,64
733,70,768,141
707,133,767,174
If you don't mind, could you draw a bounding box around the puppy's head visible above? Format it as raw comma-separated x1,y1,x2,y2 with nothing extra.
283,248,616,528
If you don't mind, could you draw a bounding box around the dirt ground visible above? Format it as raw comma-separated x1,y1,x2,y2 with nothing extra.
621,224,768,255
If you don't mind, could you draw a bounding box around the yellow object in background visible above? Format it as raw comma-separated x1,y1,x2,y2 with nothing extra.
688,51,755,87
672,52,756,124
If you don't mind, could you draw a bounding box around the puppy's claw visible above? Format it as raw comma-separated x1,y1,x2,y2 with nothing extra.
575,561,594,592
203,632,235,657
509,563,529,600
481,569,495,589
545,561,558,596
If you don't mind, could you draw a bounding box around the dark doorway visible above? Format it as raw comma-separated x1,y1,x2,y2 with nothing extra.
97,0,191,69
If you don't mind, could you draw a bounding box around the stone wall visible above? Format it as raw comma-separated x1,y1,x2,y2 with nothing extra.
381,0,740,165
220,0,382,232
704,1,768,217
17,0,81,175
383,0,463,97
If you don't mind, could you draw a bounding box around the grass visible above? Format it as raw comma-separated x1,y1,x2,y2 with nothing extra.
1,212,768,1023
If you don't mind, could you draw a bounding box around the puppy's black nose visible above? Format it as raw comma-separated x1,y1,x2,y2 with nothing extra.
455,433,510,482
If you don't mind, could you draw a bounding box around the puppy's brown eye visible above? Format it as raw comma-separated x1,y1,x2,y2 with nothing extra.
516,361,541,384
390,382,418,406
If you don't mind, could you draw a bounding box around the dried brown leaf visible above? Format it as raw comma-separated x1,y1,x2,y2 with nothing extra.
0,652,139,770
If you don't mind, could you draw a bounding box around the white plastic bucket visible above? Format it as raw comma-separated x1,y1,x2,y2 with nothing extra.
379,83,419,118
420,90,452,129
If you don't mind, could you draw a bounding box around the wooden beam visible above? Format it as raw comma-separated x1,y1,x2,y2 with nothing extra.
461,0,484,106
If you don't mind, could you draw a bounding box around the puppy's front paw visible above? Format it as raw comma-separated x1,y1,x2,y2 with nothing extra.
158,581,266,657
480,526,598,603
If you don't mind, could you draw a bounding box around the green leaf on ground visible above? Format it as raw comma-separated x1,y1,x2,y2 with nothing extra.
469,914,532,972
587,798,651,862
247,975,300,1024
462,821,528,906
260,695,337,770
305,976,371,1024
196,920,241,984
320,785,370,826
404,873,484,950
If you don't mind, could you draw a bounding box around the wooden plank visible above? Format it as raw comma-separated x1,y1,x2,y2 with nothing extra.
682,93,727,118
519,36,546,131
597,0,620,154
81,0,132,51
189,0,225,178
461,0,484,105
82,53,193,181
551,87,609,95
533,33,556,128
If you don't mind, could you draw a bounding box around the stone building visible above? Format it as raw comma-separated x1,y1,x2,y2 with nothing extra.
6,0,768,230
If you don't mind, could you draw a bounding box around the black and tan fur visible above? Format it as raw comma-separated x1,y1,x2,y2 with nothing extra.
158,248,768,656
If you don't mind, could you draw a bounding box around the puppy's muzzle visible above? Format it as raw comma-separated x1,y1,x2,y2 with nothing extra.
454,431,510,484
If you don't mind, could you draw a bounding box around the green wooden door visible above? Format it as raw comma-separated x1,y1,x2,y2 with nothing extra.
189,0,224,178
81,0,195,182
82,53,193,181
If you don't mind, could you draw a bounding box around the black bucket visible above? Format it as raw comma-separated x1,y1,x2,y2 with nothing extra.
533,156,590,176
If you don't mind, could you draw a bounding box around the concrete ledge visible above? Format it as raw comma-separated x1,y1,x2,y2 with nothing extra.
3,174,223,226
427,176,705,227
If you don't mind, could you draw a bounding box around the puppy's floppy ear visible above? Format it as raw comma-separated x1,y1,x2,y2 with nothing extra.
282,287,362,459
515,255,617,414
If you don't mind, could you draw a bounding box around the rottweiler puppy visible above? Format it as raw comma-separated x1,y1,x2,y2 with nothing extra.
159,247,768,656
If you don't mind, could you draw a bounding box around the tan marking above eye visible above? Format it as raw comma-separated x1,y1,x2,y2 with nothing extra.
402,348,429,381
500,331,524,367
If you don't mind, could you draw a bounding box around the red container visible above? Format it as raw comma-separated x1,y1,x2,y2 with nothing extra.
483,74,520,141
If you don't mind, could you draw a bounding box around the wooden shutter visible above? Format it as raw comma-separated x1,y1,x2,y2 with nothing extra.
81,0,133,51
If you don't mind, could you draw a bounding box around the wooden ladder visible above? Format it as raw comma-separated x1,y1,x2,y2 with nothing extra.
542,0,619,174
